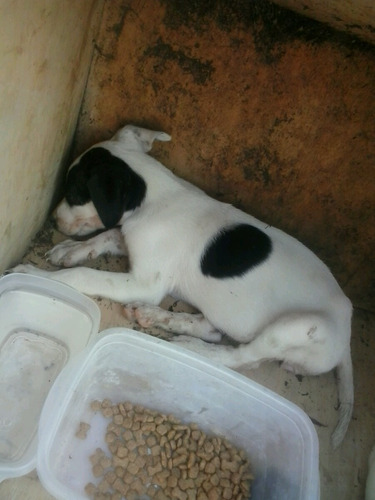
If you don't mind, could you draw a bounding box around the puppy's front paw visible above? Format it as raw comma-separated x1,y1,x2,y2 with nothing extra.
6,264,48,277
46,239,96,267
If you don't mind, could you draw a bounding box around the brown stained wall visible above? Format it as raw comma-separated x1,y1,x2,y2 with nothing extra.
273,0,375,45
75,0,375,311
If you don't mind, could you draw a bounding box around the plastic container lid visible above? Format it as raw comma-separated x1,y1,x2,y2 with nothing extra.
0,273,100,482
37,329,320,500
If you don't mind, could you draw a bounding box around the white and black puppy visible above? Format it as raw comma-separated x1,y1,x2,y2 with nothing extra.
13,124,353,448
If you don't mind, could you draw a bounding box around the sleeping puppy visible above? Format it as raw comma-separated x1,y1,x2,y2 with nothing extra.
12,124,353,448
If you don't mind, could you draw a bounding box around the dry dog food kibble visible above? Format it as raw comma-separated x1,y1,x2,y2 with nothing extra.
76,421,91,440
83,400,253,500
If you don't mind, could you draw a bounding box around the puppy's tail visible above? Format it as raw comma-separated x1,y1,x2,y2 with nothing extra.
331,346,354,449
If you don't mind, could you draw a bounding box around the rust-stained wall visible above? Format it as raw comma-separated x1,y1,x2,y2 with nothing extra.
273,0,375,45
75,0,375,311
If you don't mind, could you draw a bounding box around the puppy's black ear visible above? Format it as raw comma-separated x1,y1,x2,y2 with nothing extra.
87,169,126,228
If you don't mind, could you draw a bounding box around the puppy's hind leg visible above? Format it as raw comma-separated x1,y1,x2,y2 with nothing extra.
173,310,353,447
172,312,335,370
124,304,222,343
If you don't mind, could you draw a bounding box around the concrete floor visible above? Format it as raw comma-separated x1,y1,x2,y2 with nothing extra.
0,221,374,499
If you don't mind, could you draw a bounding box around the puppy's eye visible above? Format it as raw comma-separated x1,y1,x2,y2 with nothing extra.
65,184,90,206
65,167,90,206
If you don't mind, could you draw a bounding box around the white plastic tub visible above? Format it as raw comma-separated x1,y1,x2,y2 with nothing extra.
37,329,320,500
0,273,100,481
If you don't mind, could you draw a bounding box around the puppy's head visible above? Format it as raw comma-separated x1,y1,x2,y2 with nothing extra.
54,147,146,236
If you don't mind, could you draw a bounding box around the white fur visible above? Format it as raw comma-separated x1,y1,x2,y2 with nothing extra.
54,200,104,236
12,125,353,448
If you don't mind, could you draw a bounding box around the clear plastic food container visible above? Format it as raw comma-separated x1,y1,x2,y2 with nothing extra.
36,329,320,500
0,273,100,482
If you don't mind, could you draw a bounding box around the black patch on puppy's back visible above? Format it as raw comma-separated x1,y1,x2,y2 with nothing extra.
65,147,146,228
200,223,272,278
